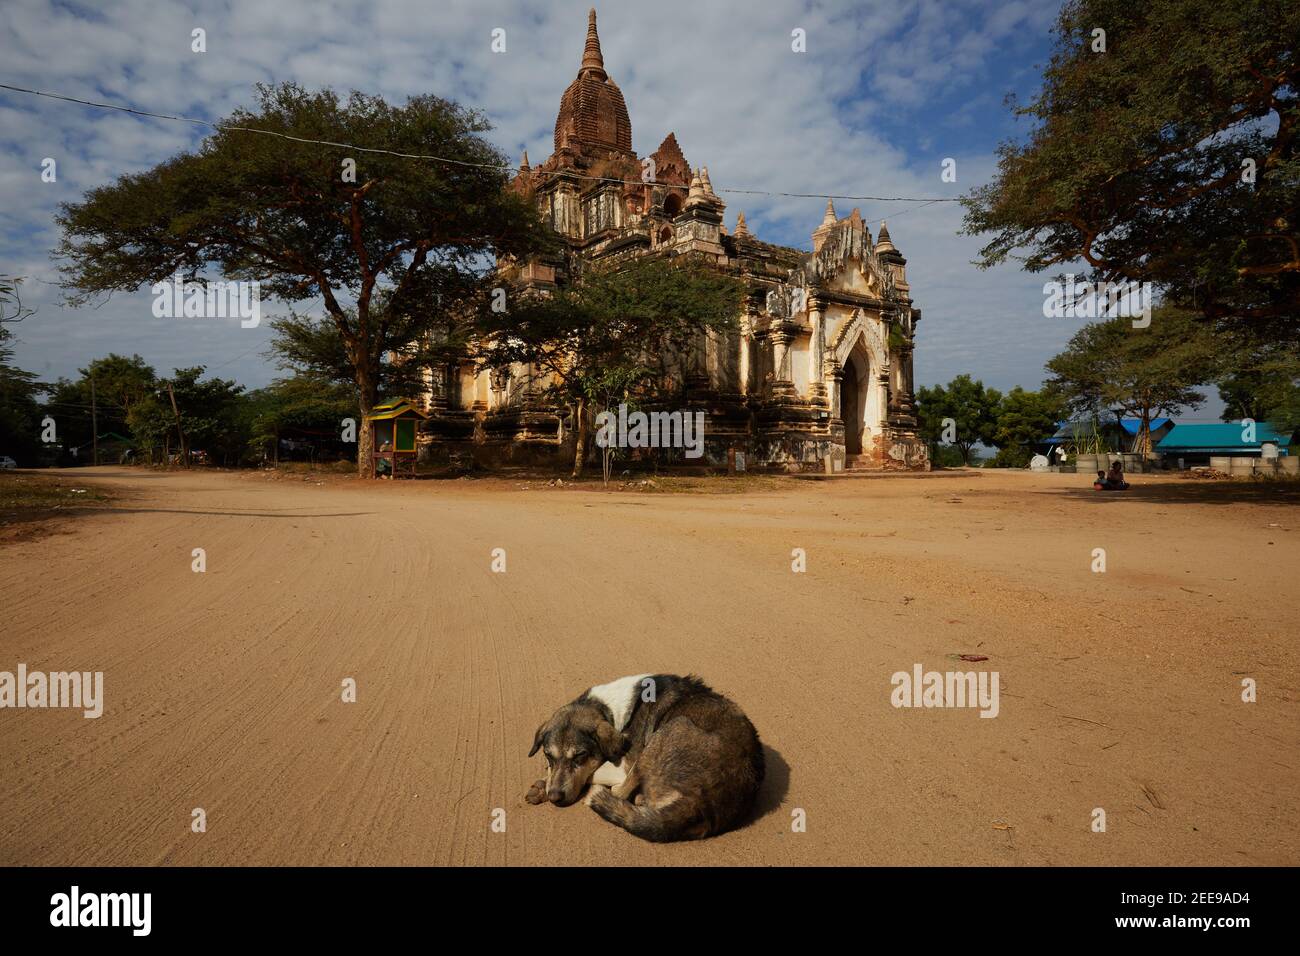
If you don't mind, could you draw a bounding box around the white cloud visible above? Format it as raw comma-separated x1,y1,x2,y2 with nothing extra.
1,0,1075,395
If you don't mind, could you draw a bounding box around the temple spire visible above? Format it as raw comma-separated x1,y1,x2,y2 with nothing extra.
876,220,896,252
581,8,606,77
685,167,706,206
812,198,838,252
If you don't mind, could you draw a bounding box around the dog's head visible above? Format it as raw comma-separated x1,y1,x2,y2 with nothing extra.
528,703,628,806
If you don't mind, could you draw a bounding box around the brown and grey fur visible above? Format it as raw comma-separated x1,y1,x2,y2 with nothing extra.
526,674,764,842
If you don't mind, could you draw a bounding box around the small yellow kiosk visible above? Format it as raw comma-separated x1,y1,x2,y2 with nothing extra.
365,399,427,478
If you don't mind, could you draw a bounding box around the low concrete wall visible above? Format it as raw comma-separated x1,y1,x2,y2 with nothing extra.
1223,455,1294,476
1254,457,1299,476
1170,454,1297,476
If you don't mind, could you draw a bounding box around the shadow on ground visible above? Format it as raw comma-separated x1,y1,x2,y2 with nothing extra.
744,745,791,830
0,505,373,530
1049,480,1300,507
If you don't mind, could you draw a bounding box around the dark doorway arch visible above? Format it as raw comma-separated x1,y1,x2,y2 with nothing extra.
841,360,861,455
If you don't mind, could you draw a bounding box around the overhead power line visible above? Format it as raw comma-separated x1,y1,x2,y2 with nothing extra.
0,82,964,208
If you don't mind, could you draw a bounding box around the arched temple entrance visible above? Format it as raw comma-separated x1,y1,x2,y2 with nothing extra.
840,347,869,456
841,361,860,454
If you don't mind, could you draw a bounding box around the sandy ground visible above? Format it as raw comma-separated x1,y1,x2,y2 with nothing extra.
0,465,1296,866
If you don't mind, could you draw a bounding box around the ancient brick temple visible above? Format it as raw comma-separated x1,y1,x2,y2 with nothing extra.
419,8,927,472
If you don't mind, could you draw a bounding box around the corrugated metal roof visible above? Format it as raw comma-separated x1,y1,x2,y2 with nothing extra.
1046,418,1171,443
1119,418,1171,435
1156,422,1292,451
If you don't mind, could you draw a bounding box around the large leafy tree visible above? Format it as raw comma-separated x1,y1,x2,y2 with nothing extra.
81,354,156,424
990,387,1066,467
476,255,744,477
246,375,358,464
125,394,173,464
38,354,157,464
0,342,42,467
41,378,95,458
265,281,474,400
0,276,43,465
0,361,41,466
916,374,1002,465
962,0,1299,335
1045,308,1217,453
56,82,552,475
123,366,245,465
1215,334,1300,430
1265,384,1300,433
167,367,247,465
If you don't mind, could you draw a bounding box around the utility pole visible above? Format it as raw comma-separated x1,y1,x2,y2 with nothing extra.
90,378,99,466
166,381,188,468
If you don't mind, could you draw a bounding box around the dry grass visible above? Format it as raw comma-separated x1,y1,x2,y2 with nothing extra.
0,471,112,510
0,471,113,543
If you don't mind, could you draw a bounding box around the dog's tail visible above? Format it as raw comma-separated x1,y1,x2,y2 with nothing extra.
586,787,704,842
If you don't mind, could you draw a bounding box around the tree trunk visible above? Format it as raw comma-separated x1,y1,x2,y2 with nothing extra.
356,364,379,478
1138,403,1152,457
358,398,375,478
571,396,588,479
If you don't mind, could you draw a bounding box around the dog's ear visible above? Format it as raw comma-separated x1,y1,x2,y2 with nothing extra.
528,721,547,758
594,720,628,762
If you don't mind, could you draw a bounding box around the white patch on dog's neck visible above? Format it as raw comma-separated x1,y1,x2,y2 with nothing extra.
586,674,652,731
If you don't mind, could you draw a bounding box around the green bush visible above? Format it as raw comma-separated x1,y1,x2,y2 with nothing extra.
988,446,1032,468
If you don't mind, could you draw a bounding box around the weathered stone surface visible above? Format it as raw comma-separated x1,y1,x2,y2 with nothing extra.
421,8,927,473
553,10,632,155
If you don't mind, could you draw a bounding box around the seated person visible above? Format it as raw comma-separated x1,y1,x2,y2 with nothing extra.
375,439,395,477
1106,461,1130,490
1093,470,1110,490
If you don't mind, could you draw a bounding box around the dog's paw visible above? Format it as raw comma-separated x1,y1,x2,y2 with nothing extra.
584,784,610,808
525,779,547,805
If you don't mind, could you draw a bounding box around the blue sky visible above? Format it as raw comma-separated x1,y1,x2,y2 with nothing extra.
0,0,1146,405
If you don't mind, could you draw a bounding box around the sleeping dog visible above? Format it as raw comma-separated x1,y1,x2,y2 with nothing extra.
525,674,764,842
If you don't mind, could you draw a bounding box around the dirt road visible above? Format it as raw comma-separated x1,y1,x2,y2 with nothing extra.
1,467,1296,866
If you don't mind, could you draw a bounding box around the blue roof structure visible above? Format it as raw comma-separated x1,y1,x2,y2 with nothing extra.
1043,418,1172,445
1119,418,1171,435
1156,422,1293,454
